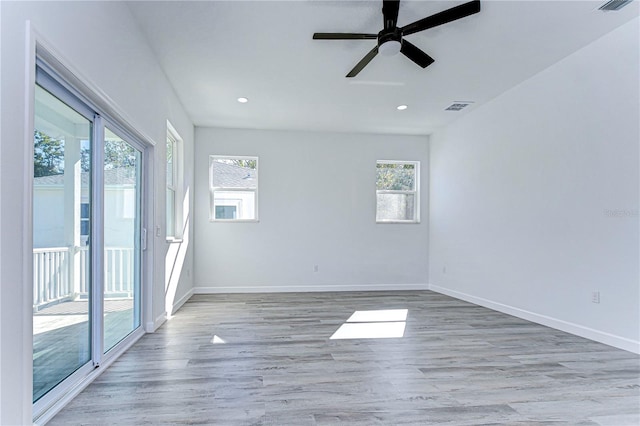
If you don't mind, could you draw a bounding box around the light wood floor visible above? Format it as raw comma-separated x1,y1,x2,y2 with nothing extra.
50,291,640,425
34,300,136,402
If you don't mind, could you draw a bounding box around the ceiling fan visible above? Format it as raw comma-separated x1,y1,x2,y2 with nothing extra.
313,0,481,77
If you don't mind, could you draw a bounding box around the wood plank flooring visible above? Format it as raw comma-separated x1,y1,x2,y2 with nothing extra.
49,291,640,425
34,300,136,402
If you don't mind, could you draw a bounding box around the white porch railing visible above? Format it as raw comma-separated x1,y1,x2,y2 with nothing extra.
33,247,71,308
33,246,134,311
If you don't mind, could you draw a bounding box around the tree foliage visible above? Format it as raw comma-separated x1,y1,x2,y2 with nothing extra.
34,130,64,177
104,140,137,170
214,158,257,170
82,140,136,171
34,130,136,177
376,163,415,191
229,159,257,170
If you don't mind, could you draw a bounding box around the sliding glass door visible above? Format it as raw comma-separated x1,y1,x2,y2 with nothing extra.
33,84,93,402
103,128,142,353
33,63,146,409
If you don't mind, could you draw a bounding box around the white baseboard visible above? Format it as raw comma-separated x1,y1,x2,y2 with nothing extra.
194,283,428,294
428,284,640,354
146,312,167,333
170,288,194,315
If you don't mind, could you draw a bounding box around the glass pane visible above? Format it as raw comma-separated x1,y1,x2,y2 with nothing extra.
166,137,174,186
104,128,141,352
376,163,415,191
81,220,90,237
215,205,237,219
33,84,92,402
213,191,256,220
80,203,90,219
166,188,175,236
211,157,257,188
376,193,416,221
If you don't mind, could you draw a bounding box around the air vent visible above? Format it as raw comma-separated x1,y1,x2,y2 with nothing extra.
445,102,473,111
598,0,634,11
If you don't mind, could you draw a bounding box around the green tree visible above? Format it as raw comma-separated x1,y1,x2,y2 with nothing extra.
80,145,91,172
229,159,257,170
35,132,135,176
81,140,136,172
104,140,137,170
213,158,257,170
376,163,415,191
34,130,64,177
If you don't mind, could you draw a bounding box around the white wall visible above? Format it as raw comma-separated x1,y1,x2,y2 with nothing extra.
33,187,66,248
429,18,640,353
195,127,429,292
0,1,194,423
33,186,140,248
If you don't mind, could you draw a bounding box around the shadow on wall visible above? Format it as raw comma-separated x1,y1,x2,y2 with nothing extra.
165,187,190,317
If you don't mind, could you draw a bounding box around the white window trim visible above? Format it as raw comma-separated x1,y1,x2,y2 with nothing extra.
166,122,183,241
376,160,420,224
209,155,259,222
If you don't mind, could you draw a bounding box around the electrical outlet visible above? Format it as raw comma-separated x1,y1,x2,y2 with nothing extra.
313,265,319,273
591,291,600,304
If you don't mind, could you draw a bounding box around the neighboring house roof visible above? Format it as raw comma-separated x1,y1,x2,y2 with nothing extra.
34,167,137,186
212,161,257,189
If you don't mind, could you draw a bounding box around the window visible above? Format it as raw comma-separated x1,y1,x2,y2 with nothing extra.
210,156,258,221
376,160,419,223
166,124,182,238
215,205,237,219
80,202,90,243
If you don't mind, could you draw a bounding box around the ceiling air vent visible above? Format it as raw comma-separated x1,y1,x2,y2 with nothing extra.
445,102,473,111
598,0,634,11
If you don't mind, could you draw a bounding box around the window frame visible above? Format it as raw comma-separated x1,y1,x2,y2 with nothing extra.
375,160,420,224
166,123,183,240
209,155,259,222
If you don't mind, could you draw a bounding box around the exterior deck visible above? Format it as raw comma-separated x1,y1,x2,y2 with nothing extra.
33,246,137,402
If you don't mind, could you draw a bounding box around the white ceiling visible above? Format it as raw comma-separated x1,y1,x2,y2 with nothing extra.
127,1,639,135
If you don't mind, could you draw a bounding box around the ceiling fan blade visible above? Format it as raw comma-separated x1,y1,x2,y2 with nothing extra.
382,0,400,29
313,33,377,40
400,40,435,68
346,46,379,78
401,0,481,36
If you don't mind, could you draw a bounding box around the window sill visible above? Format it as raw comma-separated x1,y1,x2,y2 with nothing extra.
166,237,183,243
210,219,260,223
376,220,421,224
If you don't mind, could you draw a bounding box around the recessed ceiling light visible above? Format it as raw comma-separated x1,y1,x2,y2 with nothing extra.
396,105,408,111
237,97,249,103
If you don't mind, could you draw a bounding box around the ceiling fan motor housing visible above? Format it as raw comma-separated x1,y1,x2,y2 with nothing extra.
378,27,402,56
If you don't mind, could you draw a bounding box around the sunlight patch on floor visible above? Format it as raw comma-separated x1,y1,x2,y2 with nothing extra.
331,309,408,340
331,321,406,339
33,315,87,335
346,309,408,323
211,335,226,344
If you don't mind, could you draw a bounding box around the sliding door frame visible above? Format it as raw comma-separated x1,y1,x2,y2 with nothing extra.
29,34,154,423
